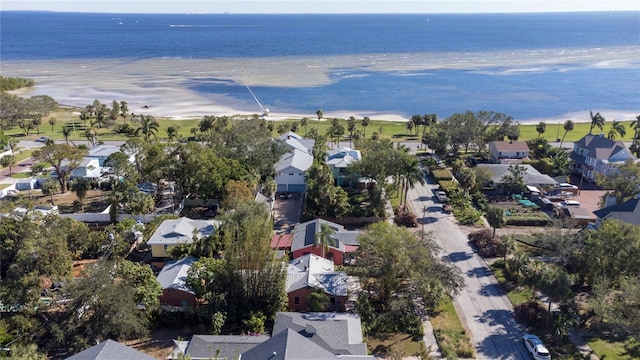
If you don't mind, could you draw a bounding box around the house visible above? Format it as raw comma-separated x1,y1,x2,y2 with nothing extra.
157,256,198,307
171,334,269,360
147,217,221,259
272,312,370,356
326,147,361,187
70,158,101,179
291,219,360,265
561,207,597,227
15,177,38,191
487,141,531,163
286,254,348,312
87,144,134,167
65,339,156,360
570,133,637,182
593,197,640,227
275,132,315,193
476,164,558,193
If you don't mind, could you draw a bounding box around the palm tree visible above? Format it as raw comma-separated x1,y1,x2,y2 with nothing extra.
588,110,605,134
85,123,97,147
400,154,425,209
71,178,91,211
508,251,529,282
300,117,309,135
165,126,179,143
48,117,57,133
135,115,159,142
607,119,626,140
630,114,640,157
361,116,371,138
62,126,73,145
347,116,357,147
120,100,129,122
524,260,545,300
92,99,109,128
315,109,324,121
550,149,571,176
536,121,547,138
315,223,336,259
559,120,574,148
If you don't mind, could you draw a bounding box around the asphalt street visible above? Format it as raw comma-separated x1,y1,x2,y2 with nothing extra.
407,177,531,360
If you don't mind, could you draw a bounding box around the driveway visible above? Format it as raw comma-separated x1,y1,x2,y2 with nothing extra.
406,178,530,359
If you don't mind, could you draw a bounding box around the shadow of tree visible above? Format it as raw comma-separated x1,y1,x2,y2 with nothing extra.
478,283,507,297
474,309,529,360
448,251,472,262
466,266,493,278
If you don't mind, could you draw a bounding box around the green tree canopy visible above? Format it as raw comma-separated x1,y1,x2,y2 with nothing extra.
595,158,640,204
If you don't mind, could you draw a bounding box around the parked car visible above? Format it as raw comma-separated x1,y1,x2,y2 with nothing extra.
557,200,580,208
523,334,551,360
35,136,50,143
435,191,448,203
557,183,578,190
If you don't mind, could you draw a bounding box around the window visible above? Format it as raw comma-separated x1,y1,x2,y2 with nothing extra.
294,297,300,305
330,298,335,305
289,173,294,176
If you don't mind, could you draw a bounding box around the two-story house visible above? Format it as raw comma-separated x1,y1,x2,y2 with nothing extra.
326,147,361,187
147,217,221,261
570,133,637,182
286,254,348,312
275,132,315,193
291,219,360,265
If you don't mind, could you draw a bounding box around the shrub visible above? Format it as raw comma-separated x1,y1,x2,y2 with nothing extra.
431,168,453,181
468,229,498,257
514,301,550,329
394,207,418,228
112,123,136,135
453,204,481,225
438,180,459,193
505,213,551,226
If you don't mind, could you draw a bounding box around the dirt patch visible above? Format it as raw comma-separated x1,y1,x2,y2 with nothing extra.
18,189,111,213
126,327,193,359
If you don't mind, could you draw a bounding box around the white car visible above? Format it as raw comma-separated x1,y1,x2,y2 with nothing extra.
557,183,578,190
523,334,551,360
435,191,448,203
35,136,50,143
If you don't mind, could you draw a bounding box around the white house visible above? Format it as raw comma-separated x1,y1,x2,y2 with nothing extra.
147,217,221,259
87,144,134,166
326,147,361,187
70,158,101,179
275,132,315,193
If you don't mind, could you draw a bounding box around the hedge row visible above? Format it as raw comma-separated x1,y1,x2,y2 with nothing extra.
431,168,453,181
505,213,552,226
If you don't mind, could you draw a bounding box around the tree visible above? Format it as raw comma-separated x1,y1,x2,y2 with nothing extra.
592,275,640,340
485,206,506,239
307,289,330,311
356,223,463,311
221,180,254,210
110,100,121,124
548,148,571,176
524,260,545,300
457,167,476,196
315,223,336,259
559,120,574,148
539,266,572,311
315,109,324,121
126,192,155,222
347,116,357,147
499,164,526,195
399,153,425,208
535,121,547,138
32,144,88,193
508,251,529,282
41,176,60,204
165,125,179,142
71,178,92,211
583,219,640,285
496,235,516,267
588,111,606,134
0,154,17,175
61,126,73,145
92,99,109,128
606,119,626,140
595,158,640,203
120,100,129,122
630,114,640,157
135,114,159,142
48,117,57,133
361,116,371,138
300,117,309,135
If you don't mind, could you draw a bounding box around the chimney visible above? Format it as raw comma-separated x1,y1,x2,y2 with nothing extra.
305,324,317,335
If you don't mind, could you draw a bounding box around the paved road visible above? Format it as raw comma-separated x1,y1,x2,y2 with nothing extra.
407,177,530,360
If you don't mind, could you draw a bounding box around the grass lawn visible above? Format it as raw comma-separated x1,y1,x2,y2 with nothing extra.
367,332,423,358
0,183,11,190
586,336,640,360
11,172,30,179
430,296,475,359
11,189,111,213
490,263,531,307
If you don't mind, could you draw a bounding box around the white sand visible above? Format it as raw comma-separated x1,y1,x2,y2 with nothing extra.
3,45,639,123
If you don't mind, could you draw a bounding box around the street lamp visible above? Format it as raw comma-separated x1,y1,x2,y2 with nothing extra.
422,206,427,231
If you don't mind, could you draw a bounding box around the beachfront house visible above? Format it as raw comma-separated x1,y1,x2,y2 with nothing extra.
570,133,637,182
326,147,361,187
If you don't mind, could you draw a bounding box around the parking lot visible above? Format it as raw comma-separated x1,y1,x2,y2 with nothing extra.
272,192,303,231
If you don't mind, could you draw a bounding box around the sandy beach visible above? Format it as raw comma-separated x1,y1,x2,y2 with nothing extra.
3,46,639,123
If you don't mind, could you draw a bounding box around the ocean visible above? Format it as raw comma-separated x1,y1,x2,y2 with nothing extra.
1,11,639,122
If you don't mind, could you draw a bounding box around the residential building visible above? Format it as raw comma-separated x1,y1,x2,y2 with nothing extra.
593,197,640,227
291,219,360,265
326,147,361,187
70,158,101,179
475,164,557,193
570,133,637,182
156,256,198,307
286,254,348,312
487,141,531,163
65,339,156,360
272,312,370,356
275,132,315,193
171,335,269,360
147,217,221,259
86,144,134,167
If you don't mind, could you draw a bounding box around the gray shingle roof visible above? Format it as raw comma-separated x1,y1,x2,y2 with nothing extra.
574,134,630,160
291,219,360,253
156,256,197,293
593,197,640,226
185,335,269,360
489,141,530,152
65,339,156,360
275,148,313,172
272,312,368,356
240,328,337,360
147,217,220,246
